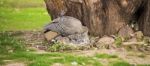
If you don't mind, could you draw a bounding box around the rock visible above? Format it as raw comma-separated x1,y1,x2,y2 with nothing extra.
44,31,59,41
96,36,115,49
98,36,115,44
118,25,134,39
134,31,144,41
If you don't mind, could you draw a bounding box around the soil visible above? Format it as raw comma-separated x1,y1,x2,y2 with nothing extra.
2,31,48,50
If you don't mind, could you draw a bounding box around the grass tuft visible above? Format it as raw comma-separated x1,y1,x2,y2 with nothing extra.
0,52,102,66
0,32,26,54
48,41,77,52
111,61,131,66
115,36,123,47
95,54,118,59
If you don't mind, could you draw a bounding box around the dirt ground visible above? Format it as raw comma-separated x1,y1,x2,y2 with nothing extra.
2,31,150,66
71,49,150,65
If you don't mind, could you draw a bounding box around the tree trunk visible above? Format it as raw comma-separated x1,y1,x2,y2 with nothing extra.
138,0,150,36
44,0,150,37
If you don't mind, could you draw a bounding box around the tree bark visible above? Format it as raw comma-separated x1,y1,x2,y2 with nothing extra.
44,0,150,37
138,0,150,36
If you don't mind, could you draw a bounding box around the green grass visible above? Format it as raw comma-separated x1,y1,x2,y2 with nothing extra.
48,41,78,52
0,7,50,31
0,0,50,31
0,0,44,8
95,54,132,66
0,32,26,65
115,36,123,47
0,51,135,66
0,52,103,66
111,62,131,66
0,32,26,54
95,54,118,59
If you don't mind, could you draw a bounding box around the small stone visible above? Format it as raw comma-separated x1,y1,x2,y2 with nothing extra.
97,36,115,45
134,31,144,41
118,25,134,39
44,31,59,41
96,36,115,49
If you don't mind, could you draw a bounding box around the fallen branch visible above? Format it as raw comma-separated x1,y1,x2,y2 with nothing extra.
122,42,145,45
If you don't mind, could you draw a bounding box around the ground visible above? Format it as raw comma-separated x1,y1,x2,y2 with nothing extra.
1,31,150,66
0,0,150,66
